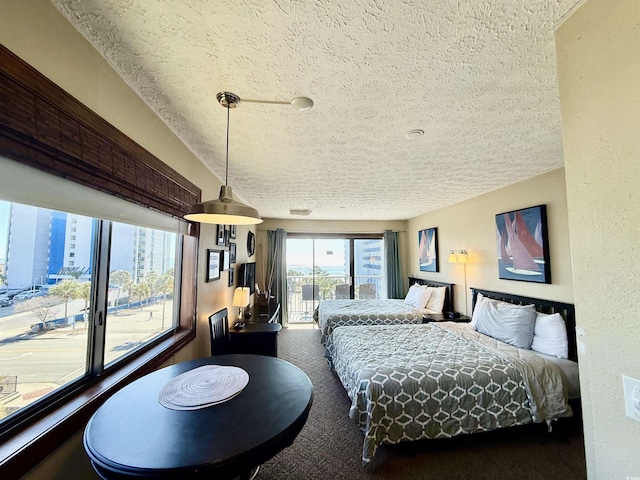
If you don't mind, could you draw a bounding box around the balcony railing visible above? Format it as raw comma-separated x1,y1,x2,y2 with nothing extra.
286,275,384,323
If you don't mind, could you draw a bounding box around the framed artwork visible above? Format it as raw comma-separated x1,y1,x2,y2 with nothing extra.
228,268,234,287
216,225,225,246
247,231,255,257
229,242,237,263
230,225,236,239
224,226,230,247
206,249,221,282
418,227,438,272
222,249,230,271
495,204,551,284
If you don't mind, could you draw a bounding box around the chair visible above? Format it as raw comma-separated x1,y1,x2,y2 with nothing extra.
301,284,319,319
209,308,230,356
335,283,351,299
268,303,281,324
358,283,376,299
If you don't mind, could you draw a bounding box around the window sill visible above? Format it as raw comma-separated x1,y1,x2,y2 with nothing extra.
0,327,195,479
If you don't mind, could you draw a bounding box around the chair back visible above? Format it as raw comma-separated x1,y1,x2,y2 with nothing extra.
208,308,230,356
358,283,376,299
335,283,351,299
268,303,281,323
301,284,319,301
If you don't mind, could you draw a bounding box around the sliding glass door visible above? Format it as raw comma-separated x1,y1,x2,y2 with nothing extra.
286,235,384,323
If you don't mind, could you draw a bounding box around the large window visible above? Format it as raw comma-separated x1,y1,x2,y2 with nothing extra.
286,235,384,323
0,200,180,427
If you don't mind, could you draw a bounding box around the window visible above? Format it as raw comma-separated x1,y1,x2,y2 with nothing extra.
286,235,384,323
0,200,181,427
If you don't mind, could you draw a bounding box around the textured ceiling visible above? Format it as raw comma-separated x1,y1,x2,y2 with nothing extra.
51,0,579,221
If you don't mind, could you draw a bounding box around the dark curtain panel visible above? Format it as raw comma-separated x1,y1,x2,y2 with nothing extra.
267,228,288,325
383,230,403,298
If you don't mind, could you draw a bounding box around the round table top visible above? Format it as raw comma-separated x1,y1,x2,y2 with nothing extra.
84,354,313,479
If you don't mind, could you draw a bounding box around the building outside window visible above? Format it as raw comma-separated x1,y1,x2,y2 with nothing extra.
0,200,181,425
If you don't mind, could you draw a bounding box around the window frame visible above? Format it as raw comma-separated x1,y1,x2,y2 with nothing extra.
0,45,200,478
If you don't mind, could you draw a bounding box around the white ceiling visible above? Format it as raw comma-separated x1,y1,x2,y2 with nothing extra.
51,0,579,221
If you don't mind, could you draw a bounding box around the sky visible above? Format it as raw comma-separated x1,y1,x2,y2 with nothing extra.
286,238,347,268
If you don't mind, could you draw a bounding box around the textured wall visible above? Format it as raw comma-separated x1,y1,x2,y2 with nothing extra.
407,168,573,315
556,0,640,477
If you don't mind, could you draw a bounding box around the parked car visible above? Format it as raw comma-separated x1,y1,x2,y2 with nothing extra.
0,297,13,307
13,291,36,300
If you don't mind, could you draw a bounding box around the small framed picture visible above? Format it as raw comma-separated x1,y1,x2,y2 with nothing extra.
230,242,237,264
206,249,221,282
222,249,230,271
230,225,236,239
224,226,230,246
228,268,234,287
216,225,225,246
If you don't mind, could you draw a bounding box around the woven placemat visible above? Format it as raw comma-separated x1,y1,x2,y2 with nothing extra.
158,365,249,410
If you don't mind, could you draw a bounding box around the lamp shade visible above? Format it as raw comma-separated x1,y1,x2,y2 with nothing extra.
232,287,251,307
184,186,263,225
448,249,468,264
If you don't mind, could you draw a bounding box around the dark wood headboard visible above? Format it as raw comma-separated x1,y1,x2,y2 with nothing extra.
408,277,454,313
471,288,577,362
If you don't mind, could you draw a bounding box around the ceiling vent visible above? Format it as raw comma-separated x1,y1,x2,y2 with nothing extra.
289,209,312,216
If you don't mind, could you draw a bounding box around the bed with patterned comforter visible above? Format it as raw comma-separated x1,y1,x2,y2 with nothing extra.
315,299,424,359
331,322,573,463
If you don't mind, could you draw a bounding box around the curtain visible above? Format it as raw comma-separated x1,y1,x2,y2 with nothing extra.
383,230,403,299
267,228,288,325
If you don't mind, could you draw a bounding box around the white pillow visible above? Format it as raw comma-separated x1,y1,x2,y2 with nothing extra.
404,284,432,308
425,286,446,313
470,292,485,327
530,312,569,359
474,299,537,349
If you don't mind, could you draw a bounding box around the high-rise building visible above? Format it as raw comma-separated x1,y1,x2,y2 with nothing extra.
2,201,175,289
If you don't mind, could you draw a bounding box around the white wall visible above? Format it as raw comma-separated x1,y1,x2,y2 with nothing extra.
407,168,574,315
556,1,640,477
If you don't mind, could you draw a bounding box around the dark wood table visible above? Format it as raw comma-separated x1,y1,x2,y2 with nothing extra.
84,355,313,480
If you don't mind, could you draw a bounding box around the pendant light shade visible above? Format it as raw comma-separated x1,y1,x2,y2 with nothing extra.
184,92,263,225
184,185,262,225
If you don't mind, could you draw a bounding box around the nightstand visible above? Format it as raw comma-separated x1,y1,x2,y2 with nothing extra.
423,313,471,323
229,322,281,357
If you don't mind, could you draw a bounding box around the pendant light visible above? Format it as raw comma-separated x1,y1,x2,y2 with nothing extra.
184,92,263,225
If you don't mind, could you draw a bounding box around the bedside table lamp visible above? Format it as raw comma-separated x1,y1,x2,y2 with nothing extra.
232,287,251,319
448,249,469,315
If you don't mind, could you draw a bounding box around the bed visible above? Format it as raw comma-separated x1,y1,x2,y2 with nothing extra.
330,288,579,464
315,278,454,360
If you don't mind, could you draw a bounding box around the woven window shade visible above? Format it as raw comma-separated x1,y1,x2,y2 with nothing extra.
0,45,200,220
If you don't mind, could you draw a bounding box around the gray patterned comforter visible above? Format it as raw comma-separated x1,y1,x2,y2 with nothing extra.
331,322,573,463
315,299,424,355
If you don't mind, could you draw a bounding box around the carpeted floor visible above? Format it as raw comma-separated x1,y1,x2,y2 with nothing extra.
255,327,587,480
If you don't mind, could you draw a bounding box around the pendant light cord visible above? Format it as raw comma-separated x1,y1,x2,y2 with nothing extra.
225,104,230,186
